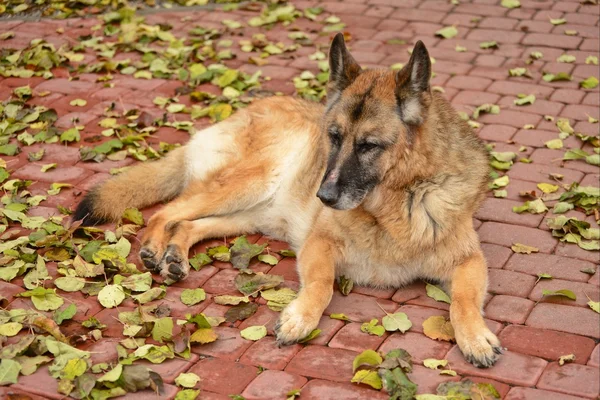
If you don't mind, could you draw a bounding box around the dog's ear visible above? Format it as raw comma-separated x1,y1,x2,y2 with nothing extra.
327,33,361,104
395,40,432,126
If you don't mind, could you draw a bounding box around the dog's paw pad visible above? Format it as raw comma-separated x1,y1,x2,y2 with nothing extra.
159,245,189,282
140,247,160,273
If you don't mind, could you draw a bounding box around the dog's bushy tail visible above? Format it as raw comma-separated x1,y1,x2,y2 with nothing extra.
73,147,187,225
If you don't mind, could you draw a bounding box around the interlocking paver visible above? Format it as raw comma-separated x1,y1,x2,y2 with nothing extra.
285,346,357,383
299,379,389,400
526,303,600,339
537,362,600,399
188,358,258,395
505,387,587,400
484,295,535,324
499,325,596,364
242,370,307,400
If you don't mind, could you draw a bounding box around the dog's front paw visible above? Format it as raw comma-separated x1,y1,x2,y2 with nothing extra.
159,244,189,283
275,300,320,346
139,245,162,274
456,327,503,368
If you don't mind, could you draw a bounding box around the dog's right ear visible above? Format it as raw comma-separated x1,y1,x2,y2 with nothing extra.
327,33,361,104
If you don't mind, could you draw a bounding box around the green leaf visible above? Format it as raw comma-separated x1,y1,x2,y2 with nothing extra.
556,54,576,63
382,313,413,333
580,76,599,89
545,138,563,149
213,295,249,305
60,128,80,143
553,202,574,214
180,288,206,306
189,253,212,270
338,275,354,296
0,322,22,337
501,0,520,7
258,254,278,266
175,372,200,388
240,325,267,341
537,183,559,194
353,349,382,372
380,367,417,400
18,287,64,311
0,359,21,386
230,236,267,269
542,289,576,300
152,317,174,343
473,103,500,119
53,303,77,325
54,276,85,292
435,26,458,39
40,163,57,172
298,328,321,343
426,284,451,304
586,154,600,166
122,208,144,225
351,370,382,389
543,72,572,82
360,319,385,337
423,358,448,370
514,94,536,106
0,144,19,156
261,287,297,311
480,41,498,49
175,389,200,400
588,300,600,313
132,287,165,304
97,364,123,383
330,313,352,321
98,284,125,308
121,272,152,292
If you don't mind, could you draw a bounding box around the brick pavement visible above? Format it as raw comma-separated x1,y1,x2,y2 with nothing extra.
0,0,598,399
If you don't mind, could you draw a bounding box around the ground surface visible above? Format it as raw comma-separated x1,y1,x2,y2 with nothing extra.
0,0,599,399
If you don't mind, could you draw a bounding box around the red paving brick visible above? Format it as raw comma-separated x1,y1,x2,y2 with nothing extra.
3,2,599,399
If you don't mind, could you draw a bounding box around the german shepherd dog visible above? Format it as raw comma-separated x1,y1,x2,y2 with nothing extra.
75,33,502,367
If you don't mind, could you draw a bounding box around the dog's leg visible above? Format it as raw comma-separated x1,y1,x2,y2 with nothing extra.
139,174,273,274
156,214,257,282
275,232,337,344
449,250,502,368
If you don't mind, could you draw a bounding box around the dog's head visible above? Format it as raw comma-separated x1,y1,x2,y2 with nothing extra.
317,33,432,210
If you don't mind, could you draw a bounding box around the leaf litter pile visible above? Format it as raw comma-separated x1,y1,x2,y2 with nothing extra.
0,0,598,399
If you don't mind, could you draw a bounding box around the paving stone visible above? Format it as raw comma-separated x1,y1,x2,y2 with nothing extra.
445,346,547,386
589,344,600,368
191,326,253,361
476,124,516,142
13,163,94,185
554,241,600,263
239,336,302,370
188,358,258,395
488,269,537,297
526,303,600,339
481,243,513,269
529,278,599,308
537,362,600,399
309,315,346,346
505,387,587,400
392,281,449,311
324,292,398,321
498,325,596,364
328,322,388,353
478,222,558,253
298,379,388,400
238,305,279,335
241,370,307,400
484,295,535,324
475,198,545,227
137,354,199,384
378,331,453,363
285,346,357,382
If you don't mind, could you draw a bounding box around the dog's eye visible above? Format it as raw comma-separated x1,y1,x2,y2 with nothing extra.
357,142,379,153
328,128,342,147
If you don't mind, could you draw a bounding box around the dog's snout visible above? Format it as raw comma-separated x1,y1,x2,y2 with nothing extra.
317,182,339,206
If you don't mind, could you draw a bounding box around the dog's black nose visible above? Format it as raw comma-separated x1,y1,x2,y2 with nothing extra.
317,183,339,206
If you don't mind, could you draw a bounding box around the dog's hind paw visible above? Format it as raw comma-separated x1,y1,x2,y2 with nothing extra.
275,300,320,346
159,244,189,283
139,246,161,274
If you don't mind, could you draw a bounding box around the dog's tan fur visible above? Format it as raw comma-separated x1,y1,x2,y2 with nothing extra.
75,34,502,367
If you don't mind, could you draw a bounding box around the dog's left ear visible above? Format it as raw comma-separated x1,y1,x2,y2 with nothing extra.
327,33,362,105
395,40,432,126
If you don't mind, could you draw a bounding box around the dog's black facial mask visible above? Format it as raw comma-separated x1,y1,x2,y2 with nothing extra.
317,34,432,210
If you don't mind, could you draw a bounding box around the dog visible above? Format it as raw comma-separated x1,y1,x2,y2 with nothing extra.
74,33,502,368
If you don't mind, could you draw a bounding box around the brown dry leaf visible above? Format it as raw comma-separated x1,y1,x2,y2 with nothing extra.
422,316,455,342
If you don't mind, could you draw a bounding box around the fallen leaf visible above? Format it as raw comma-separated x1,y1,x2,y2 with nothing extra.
174,372,200,388
423,358,448,370
225,302,258,323
240,325,267,341
230,236,266,269
426,284,451,304
0,359,21,385
330,313,352,321
180,289,206,306
234,271,283,296
435,26,458,39
98,285,125,308
298,328,321,343
338,275,353,295
537,183,559,194
501,0,520,8
542,289,576,300
213,295,249,305
422,316,455,341
558,354,576,365
361,319,385,337
382,312,413,333
580,76,599,89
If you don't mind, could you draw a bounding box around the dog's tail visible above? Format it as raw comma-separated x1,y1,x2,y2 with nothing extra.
73,147,187,226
